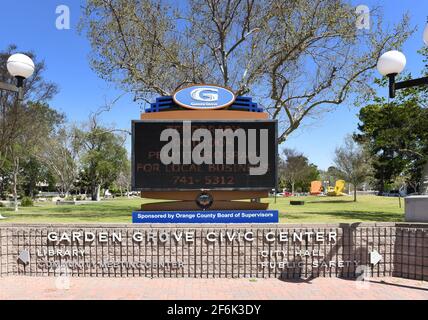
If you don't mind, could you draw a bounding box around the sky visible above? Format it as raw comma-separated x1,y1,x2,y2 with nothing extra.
0,0,427,170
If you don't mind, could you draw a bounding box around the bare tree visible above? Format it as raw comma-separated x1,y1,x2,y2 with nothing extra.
80,0,413,142
38,126,81,197
334,135,371,202
115,164,131,197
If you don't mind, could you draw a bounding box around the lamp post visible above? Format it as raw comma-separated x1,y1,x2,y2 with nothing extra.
0,53,35,100
0,54,34,219
377,23,428,196
377,23,428,98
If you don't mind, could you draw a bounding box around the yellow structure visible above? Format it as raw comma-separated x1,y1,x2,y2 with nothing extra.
327,180,347,196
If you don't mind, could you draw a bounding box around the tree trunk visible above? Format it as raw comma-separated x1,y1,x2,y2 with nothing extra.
291,182,295,195
91,184,101,201
421,161,428,195
353,184,357,202
29,180,34,198
378,179,385,195
0,192,5,218
13,169,18,212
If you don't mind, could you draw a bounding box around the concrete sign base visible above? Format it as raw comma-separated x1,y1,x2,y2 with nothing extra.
405,196,428,222
1,222,427,280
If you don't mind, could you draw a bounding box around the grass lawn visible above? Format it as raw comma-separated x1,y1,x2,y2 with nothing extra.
0,195,404,224
270,195,404,223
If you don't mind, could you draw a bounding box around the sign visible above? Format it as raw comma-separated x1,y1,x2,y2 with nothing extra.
5,223,423,279
132,120,277,191
370,250,382,266
173,84,236,110
132,210,279,224
18,249,30,265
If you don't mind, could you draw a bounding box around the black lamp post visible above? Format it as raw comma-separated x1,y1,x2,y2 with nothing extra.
0,53,35,101
377,23,428,98
387,73,428,99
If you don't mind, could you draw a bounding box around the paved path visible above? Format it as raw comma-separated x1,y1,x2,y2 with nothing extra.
0,277,427,300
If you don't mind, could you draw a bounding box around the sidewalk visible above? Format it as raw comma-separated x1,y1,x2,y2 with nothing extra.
0,277,427,300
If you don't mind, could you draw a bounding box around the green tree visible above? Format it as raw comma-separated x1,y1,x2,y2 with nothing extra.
21,156,51,197
356,95,428,194
77,125,128,201
0,161,11,200
320,166,342,187
280,148,319,194
4,102,64,211
295,164,320,192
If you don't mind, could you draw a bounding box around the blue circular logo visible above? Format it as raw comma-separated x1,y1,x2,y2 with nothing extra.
173,84,236,110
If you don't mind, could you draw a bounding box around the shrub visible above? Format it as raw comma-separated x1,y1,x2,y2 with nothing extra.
0,202,4,208
21,197,34,207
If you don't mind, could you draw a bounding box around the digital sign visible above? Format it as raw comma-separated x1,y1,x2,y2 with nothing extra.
132,120,277,191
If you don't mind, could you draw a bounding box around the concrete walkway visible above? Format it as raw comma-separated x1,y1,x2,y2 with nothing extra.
0,277,427,300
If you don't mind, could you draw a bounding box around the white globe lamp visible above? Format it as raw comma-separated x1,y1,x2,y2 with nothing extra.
377,23,428,99
377,50,407,76
424,23,428,46
7,53,35,86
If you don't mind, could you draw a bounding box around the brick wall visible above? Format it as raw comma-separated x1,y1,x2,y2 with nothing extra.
0,222,427,280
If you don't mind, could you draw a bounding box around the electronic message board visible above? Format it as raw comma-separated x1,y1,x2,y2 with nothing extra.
132,120,277,191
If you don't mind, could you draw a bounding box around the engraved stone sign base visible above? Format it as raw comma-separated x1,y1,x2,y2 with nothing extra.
1,222,427,280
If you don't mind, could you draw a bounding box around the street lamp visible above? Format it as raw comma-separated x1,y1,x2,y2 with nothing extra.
377,23,428,98
0,53,35,100
424,23,428,46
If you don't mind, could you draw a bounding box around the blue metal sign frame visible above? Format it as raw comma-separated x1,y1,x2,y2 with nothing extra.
145,96,263,113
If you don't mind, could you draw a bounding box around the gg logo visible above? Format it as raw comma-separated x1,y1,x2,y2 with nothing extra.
190,88,219,102
173,84,236,110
